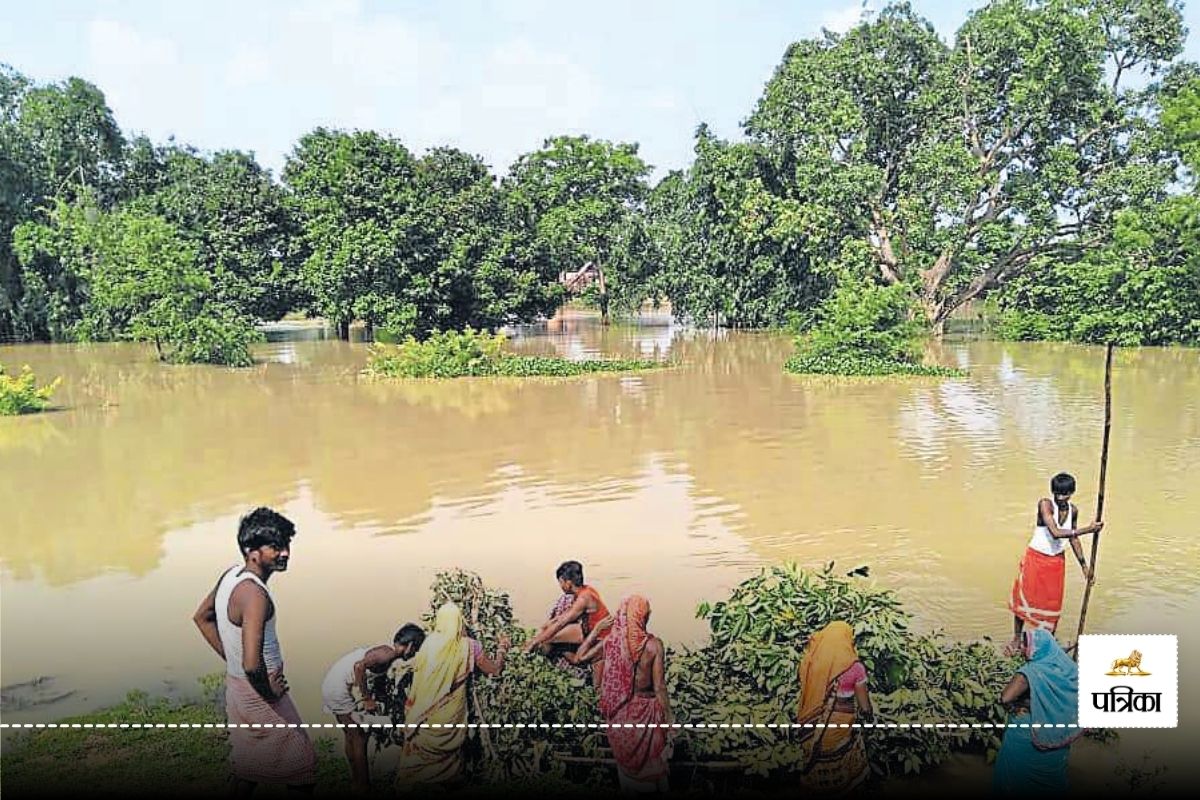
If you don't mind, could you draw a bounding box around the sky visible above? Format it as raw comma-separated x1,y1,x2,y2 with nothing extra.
4,0,1200,180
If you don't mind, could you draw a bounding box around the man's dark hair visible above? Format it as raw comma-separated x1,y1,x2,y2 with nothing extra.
555,560,584,587
1050,473,1077,495
237,507,296,556
394,623,425,649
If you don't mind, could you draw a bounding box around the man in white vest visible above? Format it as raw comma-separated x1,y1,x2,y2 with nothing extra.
193,507,317,793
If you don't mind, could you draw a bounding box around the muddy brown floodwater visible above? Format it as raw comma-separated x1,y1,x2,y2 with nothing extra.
2,310,1197,790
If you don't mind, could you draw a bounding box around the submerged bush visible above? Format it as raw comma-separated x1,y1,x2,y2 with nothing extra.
671,564,1011,777
0,364,61,415
786,281,965,377
365,328,662,379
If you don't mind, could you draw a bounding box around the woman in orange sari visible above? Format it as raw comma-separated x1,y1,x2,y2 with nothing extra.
795,621,873,795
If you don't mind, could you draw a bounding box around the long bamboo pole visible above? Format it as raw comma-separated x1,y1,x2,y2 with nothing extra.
1074,342,1114,653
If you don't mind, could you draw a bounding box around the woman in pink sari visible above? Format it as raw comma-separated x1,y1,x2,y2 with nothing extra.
574,594,674,793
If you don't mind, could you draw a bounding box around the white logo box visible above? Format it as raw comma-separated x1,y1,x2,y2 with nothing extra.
1077,634,1178,728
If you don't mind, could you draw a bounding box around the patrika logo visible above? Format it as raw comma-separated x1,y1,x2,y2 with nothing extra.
1078,635,1177,728
1105,650,1150,676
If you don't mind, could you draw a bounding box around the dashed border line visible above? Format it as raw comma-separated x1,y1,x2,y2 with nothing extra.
0,722,1078,730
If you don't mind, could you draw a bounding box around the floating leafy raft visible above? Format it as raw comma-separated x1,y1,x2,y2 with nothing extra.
364,329,665,379
785,351,966,378
373,565,1020,787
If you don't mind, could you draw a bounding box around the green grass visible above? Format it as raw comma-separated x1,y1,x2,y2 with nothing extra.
0,686,347,796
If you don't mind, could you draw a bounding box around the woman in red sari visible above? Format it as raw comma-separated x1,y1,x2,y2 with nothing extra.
573,594,674,793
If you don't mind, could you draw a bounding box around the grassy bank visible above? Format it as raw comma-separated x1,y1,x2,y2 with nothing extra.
2,689,273,796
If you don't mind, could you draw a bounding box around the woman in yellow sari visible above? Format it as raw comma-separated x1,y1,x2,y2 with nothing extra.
395,602,508,788
796,621,873,795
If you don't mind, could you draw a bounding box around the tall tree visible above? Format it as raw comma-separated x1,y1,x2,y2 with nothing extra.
505,135,650,323
747,0,1186,329
286,131,562,338
648,126,835,327
284,128,417,339
0,67,125,340
997,69,1200,345
126,142,300,321
13,198,261,365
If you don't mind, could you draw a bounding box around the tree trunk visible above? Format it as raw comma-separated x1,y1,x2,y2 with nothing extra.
364,320,375,342
917,295,951,337
596,263,609,325
337,319,350,341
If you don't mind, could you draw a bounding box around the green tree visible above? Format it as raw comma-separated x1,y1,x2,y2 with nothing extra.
409,147,562,333
124,141,300,320
0,66,125,341
13,199,260,365
284,128,418,339
746,0,1186,329
647,126,835,327
997,71,1200,345
287,131,563,339
505,135,650,323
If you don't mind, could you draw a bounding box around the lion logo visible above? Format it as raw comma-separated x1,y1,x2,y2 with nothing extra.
1106,650,1151,676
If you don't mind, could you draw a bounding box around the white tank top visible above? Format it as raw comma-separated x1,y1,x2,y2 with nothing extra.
215,565,283,677
325,647,370,690
1028,502,1073,556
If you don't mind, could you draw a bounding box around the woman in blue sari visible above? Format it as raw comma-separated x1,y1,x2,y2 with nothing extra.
993,629,1084,794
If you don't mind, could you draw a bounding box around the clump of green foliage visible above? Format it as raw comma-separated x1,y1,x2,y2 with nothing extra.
0,363,60,414
785,280,966,377
365,569,604,784
365,328,663,379
669,564,1012,777
13,199,262,366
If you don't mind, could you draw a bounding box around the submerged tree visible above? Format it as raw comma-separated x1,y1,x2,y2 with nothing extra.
286,131,562,339
13,198,261,365
746,0,1187,329
997,69,1200,345
648,126,836,327
505,135,651,323
123,141,301,321
0,65,125,341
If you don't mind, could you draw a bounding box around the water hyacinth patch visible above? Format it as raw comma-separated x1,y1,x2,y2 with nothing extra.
365,328,664,379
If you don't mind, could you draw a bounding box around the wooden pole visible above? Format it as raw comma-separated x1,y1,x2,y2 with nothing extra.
1074,342,1114,652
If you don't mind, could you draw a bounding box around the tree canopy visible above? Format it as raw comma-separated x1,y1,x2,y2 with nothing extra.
3,0,1199,362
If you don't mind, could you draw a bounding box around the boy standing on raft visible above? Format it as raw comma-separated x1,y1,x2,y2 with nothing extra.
1007,473,1103,651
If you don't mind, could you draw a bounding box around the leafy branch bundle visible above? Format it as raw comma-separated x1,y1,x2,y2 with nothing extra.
374,565,1020,785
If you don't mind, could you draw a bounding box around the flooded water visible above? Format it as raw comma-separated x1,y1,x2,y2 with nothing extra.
2,311,1198,783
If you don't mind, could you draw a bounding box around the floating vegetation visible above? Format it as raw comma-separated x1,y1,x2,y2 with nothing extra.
365,329,664,379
